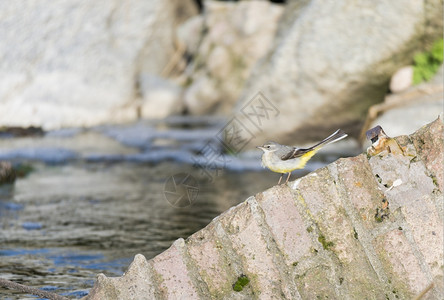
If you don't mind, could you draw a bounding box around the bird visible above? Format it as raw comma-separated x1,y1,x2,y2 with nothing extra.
257,129,348,185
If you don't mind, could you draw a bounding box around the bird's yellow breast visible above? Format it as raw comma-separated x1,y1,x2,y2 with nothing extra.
261,150,318,173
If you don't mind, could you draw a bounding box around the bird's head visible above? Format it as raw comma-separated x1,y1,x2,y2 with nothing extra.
256,141,280,153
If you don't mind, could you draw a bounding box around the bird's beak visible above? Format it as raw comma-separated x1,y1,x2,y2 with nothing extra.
256,146,264,150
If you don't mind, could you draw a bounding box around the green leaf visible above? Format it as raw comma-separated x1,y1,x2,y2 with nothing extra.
412,71,422,85
431,39,443,63
422,67,435,81
413,53,429,66
412,38,443,85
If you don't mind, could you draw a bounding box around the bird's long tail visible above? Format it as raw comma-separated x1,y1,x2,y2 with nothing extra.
309,129,348,150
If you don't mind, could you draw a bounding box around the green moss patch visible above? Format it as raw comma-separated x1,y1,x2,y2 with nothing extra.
232,274,250,292
318,234,334,250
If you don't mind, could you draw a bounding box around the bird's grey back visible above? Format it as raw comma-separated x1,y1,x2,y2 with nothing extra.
266,141,294,158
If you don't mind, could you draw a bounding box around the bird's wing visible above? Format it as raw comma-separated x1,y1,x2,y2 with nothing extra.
280,147,311,161
273,144,294,158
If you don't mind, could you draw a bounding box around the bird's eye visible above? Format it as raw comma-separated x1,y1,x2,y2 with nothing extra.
266,145,270,149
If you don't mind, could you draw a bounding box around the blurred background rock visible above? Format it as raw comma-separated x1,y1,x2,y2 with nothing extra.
0,0,442,145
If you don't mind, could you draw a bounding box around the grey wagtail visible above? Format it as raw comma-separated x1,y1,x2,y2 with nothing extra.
257,129,348,185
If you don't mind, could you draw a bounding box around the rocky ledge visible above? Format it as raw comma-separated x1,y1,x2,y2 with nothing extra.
84,117,443,299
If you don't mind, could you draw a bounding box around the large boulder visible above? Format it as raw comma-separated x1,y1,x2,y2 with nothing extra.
0,0,197,129
233,0,443,146
138,74,184,119
83,117,443,299
183,0,284,115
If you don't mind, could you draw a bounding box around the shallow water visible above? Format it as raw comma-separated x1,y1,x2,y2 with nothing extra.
0,161,286,299
0,119,359,299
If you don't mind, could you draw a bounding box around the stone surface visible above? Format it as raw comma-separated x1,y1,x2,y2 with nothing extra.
295,167,387,298
217,199,296,299
402,193,443,281
83,118,443,299
87,254,159,300
390,66,414,93
332,156,385,230
139,74,184,119
186,222,235,297
0,0,197,129
151,239,202,299
176,15,205,55
366,65,443,141
183,76,220,115
295,264,337,299
234,0,443,146
368,154,436,210
410,114,444,192
183,0,284,115
256,185,312,265
374,229,429,298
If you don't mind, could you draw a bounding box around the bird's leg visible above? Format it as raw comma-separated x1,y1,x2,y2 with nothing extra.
285,172,291,184
278,174,283,185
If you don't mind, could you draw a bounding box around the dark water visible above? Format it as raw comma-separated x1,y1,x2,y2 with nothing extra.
0,119,359,299
0,161,283,299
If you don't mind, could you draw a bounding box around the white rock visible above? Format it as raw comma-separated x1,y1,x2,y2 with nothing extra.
0,0,197,129
184,76,220,115
207,46,232,79
139,74,183,119
177,15,204,55
184,0,284,115
390,66,414,93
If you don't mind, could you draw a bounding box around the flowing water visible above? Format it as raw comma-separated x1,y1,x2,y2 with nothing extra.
0,118,359,299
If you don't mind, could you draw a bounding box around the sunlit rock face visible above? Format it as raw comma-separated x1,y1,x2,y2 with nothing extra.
233,0,443,146
84,118,443,299
0,0,197,130
182,1,284,115
366,65,443,141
